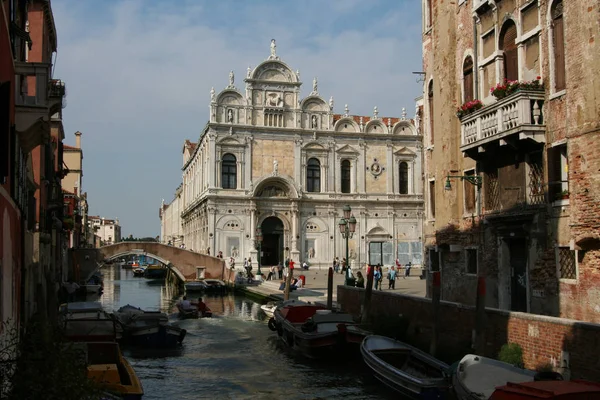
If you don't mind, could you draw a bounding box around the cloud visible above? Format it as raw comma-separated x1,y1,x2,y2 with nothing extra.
51,0,423,237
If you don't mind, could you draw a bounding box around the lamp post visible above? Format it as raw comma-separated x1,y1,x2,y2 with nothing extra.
254,227,263,276
338,204,357,286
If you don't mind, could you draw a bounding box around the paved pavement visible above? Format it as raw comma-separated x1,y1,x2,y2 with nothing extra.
239,266,426,305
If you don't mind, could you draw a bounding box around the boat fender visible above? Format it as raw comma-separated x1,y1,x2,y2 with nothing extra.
268,317,278,332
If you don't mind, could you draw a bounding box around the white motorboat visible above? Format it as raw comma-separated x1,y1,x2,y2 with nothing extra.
260,299,306,318
113,304,186,348
360,335,451,399
453,354,536,400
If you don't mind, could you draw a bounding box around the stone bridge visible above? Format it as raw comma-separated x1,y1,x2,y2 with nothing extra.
99,242,227,282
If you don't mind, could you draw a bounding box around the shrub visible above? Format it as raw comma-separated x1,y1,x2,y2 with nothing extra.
498,343,524,368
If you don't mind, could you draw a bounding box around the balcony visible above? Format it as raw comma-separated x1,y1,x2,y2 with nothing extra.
460,90,545,156
14,62,66,152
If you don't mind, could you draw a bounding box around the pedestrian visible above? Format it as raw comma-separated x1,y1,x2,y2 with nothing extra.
404,261,412,279
374,265,382,290
302,261,309,270
277,262,283,279
355,271,365,288
387,266,397,289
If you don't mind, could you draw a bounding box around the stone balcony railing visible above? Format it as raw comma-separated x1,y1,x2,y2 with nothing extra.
460,90,546,154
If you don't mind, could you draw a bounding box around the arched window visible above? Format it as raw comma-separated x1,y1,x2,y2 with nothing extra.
551,1,565,91
428,80,434,145
500,21,519,81
221,153,237,189
341,160,351,193
306,158,321,193
463,56,474,103
399,162,409,194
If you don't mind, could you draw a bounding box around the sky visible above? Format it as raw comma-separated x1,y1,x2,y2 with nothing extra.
51,0,423,238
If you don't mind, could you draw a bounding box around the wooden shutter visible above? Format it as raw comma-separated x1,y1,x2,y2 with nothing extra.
553,15,566,91
428,81,434,145
502,23,518,81
463,57,474,103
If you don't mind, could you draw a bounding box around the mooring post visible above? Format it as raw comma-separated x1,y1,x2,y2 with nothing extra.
430,271,441,357
360,265,374,325
326,267,334,309
474,275,487,355
283,264,294,301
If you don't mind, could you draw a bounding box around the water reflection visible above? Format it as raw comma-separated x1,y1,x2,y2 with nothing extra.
95,265,399,400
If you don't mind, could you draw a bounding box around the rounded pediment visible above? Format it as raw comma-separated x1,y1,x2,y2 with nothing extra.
253,176,299,199
300,96,328,112
251,60,298,83
333,117,359,133
392,120,417,135
217,89,244,105
365,119,387,134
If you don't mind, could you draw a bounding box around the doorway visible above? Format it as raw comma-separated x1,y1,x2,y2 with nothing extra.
260,216,284,267
509,238,528,312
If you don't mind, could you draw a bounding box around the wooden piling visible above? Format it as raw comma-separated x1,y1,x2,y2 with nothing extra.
430,271,441,357
474,275,487,355
326,267,334,309
360,265,374,325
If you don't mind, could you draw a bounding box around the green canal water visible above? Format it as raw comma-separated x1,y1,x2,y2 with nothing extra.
93,265,401,400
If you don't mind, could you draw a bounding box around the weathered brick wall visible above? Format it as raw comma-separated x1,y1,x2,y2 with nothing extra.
339,286,600,381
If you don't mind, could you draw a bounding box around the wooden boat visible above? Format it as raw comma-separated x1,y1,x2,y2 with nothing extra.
185,280,209,292
144,264,167,279
60,302,122,341
189,300,213,318
453,354,536,400
270,304,368,358
177,303,199,319
490,379,600,400
72,341,144,400
203,279,226,293
260,299,306,318
113,304,186,348
361,335,451,399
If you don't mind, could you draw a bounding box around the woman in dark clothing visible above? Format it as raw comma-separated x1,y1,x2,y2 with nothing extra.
355,271,365,288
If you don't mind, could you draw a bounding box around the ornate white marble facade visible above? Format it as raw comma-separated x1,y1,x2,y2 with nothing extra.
160,41,425,269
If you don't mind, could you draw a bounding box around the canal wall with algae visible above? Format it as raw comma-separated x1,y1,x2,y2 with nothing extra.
337,286,600,382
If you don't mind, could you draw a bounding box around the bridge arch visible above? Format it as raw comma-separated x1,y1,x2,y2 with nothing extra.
99,242,227,282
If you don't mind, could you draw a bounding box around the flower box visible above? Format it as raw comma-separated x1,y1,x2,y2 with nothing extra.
456,99,483,119
490,77,544,100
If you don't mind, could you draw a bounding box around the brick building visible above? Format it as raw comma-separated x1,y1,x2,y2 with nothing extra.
421,0,599,322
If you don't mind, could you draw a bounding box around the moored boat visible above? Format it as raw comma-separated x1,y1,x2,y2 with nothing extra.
270,304,368,358
453,354,536,400
203,279,226,293
144,264,167,280
73,341,144,400
60,301,121,341
490,379,600,400
361,335,451,399
132,266,147,277
113,304,186,348
260,299,306,318
184,280,208,292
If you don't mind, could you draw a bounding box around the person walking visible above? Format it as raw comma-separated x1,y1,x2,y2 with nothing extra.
404,261,412,279
374,265,382,290
387,266,397,289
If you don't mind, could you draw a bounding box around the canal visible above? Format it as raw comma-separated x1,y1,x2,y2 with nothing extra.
95,265,399,399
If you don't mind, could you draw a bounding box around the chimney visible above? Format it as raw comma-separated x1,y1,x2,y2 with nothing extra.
75,131,82,149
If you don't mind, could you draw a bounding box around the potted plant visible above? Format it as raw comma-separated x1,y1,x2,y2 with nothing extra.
557,190,570,200
456,99,484,118
490,77,544,100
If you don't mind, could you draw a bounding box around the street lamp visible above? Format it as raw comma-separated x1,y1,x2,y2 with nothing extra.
338,205,357,286
254,227,263,276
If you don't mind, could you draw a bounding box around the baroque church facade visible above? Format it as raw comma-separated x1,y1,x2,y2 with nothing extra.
160,41,425,270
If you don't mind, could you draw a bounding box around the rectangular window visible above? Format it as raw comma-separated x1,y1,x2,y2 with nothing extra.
368,242,396,266
429,180,436,218
464,170,476,214
397,242,423,266
465,248,477,275
548,144,568,201
556,247,576,280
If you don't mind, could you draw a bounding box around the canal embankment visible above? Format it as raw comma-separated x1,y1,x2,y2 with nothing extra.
337,285,600,382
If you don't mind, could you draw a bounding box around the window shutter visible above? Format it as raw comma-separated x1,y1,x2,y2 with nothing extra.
553,16,566,91
463,57,474,103
502,24,518,81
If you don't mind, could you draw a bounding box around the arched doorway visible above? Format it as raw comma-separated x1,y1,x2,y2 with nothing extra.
260,216,284,267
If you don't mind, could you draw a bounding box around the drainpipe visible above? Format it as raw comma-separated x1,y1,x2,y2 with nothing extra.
473,16,479,99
